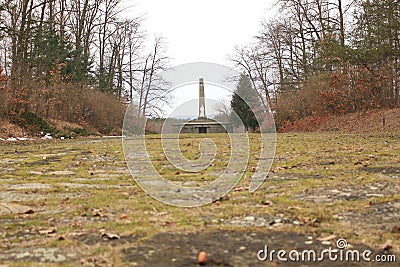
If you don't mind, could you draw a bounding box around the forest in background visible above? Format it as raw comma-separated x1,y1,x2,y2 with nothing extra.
0,0,399,137
231,0,399,131
0,0,169,136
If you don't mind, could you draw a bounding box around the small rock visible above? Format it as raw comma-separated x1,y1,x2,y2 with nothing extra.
120,214,128,219
321,241,331,245
0,203,34,215
239,246,246,250
197,251,207,265
244,216,255,221
293,220,304,226
269,218,282,225
305,241,313,245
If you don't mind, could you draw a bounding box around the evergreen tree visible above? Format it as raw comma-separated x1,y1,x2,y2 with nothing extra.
230,74,261,132
352,0,400,106
33,27,91,84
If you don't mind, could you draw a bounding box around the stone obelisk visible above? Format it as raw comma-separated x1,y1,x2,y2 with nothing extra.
198,78,206,119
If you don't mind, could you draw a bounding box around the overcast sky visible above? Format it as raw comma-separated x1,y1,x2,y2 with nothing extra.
123,0,276,66
122,0,276,117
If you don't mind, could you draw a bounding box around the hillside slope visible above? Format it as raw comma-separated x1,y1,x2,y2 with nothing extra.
317,108,400,133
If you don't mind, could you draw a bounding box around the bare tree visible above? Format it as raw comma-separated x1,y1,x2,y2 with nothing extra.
137,36,170,117
123,18,144,102
214,98,231,121
0,0,168,119
230,45,273,110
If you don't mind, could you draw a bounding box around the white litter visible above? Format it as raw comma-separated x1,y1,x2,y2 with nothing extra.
42,133,53,139
17,137,33,141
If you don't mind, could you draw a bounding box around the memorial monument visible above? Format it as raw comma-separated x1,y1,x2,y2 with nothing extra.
176,78,232,134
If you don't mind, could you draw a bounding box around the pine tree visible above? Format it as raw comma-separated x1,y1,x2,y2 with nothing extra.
352,0,400,107
230,74,261,132
33,27,91,84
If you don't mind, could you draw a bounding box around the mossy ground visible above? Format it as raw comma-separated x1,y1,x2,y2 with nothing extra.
0,132,399,266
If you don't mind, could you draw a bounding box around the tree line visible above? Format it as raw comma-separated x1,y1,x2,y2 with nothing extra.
231,0,399,129
0,0,169,134
1,0,398,134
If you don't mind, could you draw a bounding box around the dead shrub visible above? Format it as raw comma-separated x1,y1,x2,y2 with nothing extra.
276,73,329,130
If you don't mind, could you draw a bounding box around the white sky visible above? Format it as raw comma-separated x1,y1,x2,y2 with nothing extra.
122,0,276,117
123,0,275,66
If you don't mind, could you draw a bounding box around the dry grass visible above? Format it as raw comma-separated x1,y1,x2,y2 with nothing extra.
0,132,399,265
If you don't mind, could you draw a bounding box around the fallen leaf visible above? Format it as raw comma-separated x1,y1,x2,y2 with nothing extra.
317,235,336,242
233,186,248,192
262,200,272,206
391,225,400,233
162,221,175,227
38,228,57,235
101,232,120,240
363,161,371,167
380,240,392,251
